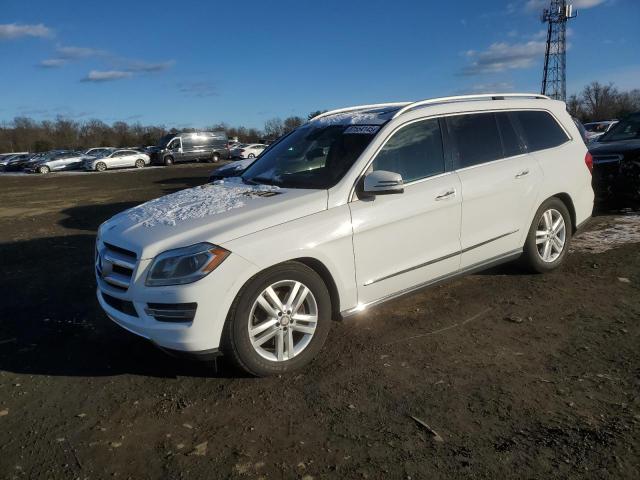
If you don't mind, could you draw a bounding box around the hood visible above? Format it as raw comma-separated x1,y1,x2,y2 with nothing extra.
214,158,254,174
99,182,328,259
589,139,640,156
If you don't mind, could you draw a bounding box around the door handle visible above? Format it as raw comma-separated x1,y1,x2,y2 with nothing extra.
435,189,456,201
515,169,530,178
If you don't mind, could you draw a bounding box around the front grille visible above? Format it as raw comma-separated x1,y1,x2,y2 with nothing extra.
102,293,138,317
97,242,137,291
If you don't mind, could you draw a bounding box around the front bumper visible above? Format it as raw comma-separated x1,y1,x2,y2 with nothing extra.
95,247,258,355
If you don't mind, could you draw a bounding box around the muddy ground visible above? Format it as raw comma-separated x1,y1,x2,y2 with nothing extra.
0,164,639,479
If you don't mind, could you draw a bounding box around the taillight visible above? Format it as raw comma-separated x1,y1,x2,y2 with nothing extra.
584,151,593,174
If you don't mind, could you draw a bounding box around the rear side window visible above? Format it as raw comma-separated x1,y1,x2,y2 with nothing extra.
371,118,444,182
496,113,524,157
514,111,569,151
447,113,502,168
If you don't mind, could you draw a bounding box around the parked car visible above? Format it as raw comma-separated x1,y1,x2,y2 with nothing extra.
208,157,257,182
0,152,30,171
95,93,593,376
8,151,66,172
149,131,229,166
25,151,92,174
589,112,640,203
84,149,151,172
229,143,247,158
584,120,618,143
85,147,116,157
235,143,267,159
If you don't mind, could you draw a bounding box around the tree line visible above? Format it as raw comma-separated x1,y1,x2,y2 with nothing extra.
567,82,640,123
0,115,313,153
2,81,637,153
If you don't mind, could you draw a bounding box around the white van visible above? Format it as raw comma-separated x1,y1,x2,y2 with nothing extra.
95,94,594,376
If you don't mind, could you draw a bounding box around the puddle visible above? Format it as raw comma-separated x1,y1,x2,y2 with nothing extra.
571,215,640,253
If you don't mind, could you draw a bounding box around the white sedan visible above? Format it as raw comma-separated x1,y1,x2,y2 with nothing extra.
234,144,267,159
84,149,151,172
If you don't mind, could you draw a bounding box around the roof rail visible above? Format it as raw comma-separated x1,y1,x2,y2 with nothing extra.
392,93,551,119
310,102,411,122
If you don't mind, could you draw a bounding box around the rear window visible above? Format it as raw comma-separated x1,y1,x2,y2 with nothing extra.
514,111,569,152
447,113,503,168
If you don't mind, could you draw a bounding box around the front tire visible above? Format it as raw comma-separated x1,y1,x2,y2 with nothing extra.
163,156,174,166
95,162,107,172
223,262,331,377
38,165,50,174
135,159,145,169
211,152,220,163
521,197,571,273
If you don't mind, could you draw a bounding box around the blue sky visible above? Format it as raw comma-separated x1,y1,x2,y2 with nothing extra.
1,0,638,129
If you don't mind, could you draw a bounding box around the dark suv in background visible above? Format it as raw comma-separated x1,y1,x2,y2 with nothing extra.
589,112,640,204
149,131,229,166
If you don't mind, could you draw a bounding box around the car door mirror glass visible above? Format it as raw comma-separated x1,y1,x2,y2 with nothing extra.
362,170,404,196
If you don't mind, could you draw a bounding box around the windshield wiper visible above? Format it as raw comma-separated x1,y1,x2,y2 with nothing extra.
246,176,281,186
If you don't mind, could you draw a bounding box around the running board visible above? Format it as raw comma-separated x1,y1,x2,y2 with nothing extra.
341,249,522,318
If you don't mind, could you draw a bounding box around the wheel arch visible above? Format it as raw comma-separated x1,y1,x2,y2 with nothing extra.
290,257,341,320
550,192,577,234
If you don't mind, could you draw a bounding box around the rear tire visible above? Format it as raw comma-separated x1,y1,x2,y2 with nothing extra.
248,153,255,159
521,197,572,273
223,262,332,377
164,156,174,166
211,152,220,163
95,162,107,172
38,165,50,174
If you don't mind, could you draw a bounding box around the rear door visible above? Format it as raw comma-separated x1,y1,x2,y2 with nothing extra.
447,112,542,269
349,118,462,305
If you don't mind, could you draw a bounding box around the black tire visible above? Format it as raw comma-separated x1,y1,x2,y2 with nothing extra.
248,153,255,159
163,156,174,166
38,165,50,174
134,159,145,168
223,262,332,377
521,197,572,273
211,152,220,163
95,162,107,172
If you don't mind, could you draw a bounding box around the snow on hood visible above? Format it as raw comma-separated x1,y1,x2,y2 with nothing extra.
126,182,279,227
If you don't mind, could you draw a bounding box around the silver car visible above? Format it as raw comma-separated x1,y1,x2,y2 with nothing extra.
26,151,92,174
84,149,151,172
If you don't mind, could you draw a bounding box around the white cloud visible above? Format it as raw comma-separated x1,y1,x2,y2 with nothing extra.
39,58,67,68
469,82,516,93
57,45,108,59
120,59,175,73
461,40,546,75
0,23,52,40
81,70,133,82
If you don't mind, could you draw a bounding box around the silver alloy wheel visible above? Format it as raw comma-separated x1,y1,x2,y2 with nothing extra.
135,159,144,168
248,279,318,362
535,208,566,263
96,162,107,172
38,165,50,174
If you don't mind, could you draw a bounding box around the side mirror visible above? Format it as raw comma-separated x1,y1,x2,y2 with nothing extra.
362,170,404,196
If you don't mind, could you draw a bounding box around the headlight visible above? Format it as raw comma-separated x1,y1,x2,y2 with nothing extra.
146,242,230,286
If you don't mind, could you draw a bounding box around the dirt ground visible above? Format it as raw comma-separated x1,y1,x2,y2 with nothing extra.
0,164,639,479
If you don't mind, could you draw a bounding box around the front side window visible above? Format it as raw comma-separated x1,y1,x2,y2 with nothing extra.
370,118,444,182
514,111,569,151
241,124,377,189
447,113,503,168
167,139,181,150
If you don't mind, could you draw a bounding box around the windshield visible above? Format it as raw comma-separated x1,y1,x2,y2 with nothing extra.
157,134,175,148
241,124,378,189
598,114,640,142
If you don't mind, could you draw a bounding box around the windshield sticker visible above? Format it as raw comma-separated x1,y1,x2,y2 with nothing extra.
344,125,380,135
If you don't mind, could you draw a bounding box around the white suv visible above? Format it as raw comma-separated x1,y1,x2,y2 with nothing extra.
95,93,594,376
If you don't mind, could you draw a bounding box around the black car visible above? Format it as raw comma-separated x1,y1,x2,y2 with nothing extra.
149,131,230,166
589,112,640,203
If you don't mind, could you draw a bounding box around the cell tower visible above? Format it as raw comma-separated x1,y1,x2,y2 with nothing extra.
541,0,577,101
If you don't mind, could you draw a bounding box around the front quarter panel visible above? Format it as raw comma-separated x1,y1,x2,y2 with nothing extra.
223,204,357,313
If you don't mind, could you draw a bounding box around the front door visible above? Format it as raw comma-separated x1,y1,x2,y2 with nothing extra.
349,118,462,305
